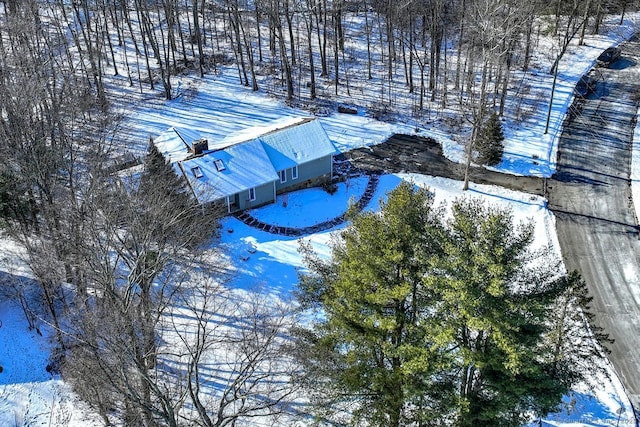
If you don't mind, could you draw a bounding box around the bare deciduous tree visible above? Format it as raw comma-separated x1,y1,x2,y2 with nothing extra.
175,281,299,427
61,144,219,426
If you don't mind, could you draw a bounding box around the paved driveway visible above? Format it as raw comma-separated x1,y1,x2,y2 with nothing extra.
548,37,640,417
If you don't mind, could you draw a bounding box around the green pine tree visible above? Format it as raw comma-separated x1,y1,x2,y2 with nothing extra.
428,198,572,426
136,139,211,249
475,111,505,166
294,186,602,427
140,139,192,203
295,181,455,427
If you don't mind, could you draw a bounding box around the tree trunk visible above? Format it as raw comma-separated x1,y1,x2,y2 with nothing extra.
454,0,466,90
276,18,294,100
240,9,259,91
463,59,489,191
283,0,296,66
305,14,316,99
333,13,339,94
365,6,373,79
255,4,263,62
193,0,205,77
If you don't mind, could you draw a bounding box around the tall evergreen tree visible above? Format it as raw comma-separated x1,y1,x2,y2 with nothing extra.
475,111,505,166
294,182,455,427
429,199,569,426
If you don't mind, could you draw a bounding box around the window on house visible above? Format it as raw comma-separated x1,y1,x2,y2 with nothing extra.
249,187,256,201
191,166,204,178
279,170,287,183
291,165,298,180
214,159,226,172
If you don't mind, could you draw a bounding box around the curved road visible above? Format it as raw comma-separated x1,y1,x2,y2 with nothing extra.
548,37,640,417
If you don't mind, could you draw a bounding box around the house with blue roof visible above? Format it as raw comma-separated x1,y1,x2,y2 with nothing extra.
153,117,337,213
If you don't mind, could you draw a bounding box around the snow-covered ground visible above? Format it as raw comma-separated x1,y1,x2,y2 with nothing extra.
2,13,640,427
0,305,103,427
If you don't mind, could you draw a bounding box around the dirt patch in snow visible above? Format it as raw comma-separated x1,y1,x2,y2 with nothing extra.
341,134,547,196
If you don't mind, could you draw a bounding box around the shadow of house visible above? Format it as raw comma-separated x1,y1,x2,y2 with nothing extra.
154,117,337,213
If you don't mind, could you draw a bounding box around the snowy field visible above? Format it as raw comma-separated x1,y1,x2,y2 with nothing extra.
2,13,640,427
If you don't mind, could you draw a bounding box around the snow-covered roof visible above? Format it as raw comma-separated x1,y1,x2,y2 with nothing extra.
214,116,308,149
258,118,337,171
159,118,337,203
178,139,278,204
154,127,201,162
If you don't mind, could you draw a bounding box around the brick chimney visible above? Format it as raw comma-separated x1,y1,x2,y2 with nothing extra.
191,138,208,155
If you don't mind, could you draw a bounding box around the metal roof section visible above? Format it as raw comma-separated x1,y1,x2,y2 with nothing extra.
178,138,278,204
213,116,310,149
258,118,337,171
158,118,337,204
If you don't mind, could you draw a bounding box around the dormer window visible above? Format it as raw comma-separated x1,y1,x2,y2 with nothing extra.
191,166,204,178
214,159,226,172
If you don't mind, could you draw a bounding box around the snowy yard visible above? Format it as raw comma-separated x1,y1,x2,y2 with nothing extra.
2,11,640,427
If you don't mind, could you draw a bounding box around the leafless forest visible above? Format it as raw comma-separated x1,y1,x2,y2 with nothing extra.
2,0,632,111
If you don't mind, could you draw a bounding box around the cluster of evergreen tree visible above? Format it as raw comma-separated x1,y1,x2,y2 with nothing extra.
294,182,610,426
